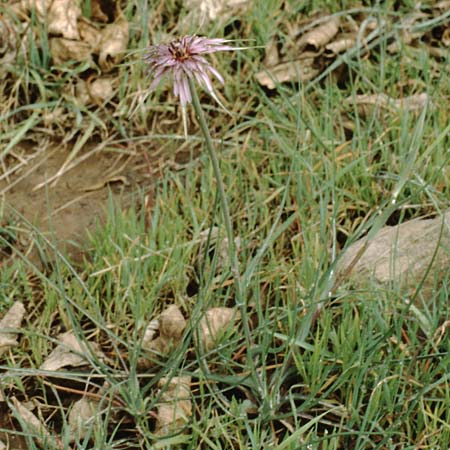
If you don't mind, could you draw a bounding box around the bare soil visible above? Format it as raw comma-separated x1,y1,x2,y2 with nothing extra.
0,142,151,268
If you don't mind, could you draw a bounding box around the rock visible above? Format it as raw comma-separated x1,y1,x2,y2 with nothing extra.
336,210,450,297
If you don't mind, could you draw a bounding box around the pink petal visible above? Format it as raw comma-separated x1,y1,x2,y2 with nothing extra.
207,66,225,84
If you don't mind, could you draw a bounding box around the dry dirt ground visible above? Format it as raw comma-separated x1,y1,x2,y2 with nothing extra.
0,142,151,268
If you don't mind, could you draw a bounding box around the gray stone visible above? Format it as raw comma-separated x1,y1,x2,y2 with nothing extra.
337,210,450,295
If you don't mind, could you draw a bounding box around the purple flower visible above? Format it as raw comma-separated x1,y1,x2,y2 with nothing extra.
143,35,236,107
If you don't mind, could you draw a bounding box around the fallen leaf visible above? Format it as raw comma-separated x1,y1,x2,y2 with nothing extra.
263,37,280,67
50,37,93,65
88,76,116,105
435,0,450,10
394,93,429,111
10,397,64,449
344,93,429,117
255,58,319,89
78,17,102,49
197,227,241,272
98,17,128,72
90,0,110,23
155,376,192,436
184,0,250,23
297,16,340,50
82,174,129,192
16,0,52,19
69,78,91,106
0,301,25,357
324,35,356,56
141,319,159,348
159,305,186,341
442,27,450,47
139,306,186,367
47,0,81,40
428,47,449,59
386,12,428,54
142,335,170,357
0,14,21,65
40,331,105,371
199,307,239,351
13,0,81,39
42,107,66,126
68,396,99,441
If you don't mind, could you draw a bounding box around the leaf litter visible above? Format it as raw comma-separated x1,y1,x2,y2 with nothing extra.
155,376,192,436
255,5,450,89
9,397,64,450
39,330,107,371
184,0,251,25
198,307,239,352
0,299,242,446
0,302,25,357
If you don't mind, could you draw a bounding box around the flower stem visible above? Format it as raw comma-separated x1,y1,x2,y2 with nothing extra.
188,79,244,304
188,81,265,394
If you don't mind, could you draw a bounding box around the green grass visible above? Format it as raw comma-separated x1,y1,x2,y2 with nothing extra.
1,0,450,449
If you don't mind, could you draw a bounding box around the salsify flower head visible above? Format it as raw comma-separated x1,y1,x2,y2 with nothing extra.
143,35,236,107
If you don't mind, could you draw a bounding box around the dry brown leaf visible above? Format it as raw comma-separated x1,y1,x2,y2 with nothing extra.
297,16,340,50
155,376,192,436
47,0,81,39
428,47,449,59
435,0,450,10
10,397,64,449
16,0,52,18
88,76,115,105
139,306,186,367
387,12,428,54
255,58,319,89
50,37,93,65
68,396,99,441
0,301,25,357
442,27,450,47
325,35,356,56
70,78,90,105
90,0,110,23
185,0,250,23
197,227,241,272
0,14,21,65
98,17,128,72
40,330,105,371
199,307,239,351
143,335,171,356
14,0,80,39
344,93,429,117
159,305,186,340
78,17,102,49
394,93,429,111
141,319,159,348
82,174,129,192
263,37,280,67
41,107,70,130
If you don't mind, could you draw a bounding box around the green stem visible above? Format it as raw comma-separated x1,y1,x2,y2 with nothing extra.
188,79,244,304
188,80,262,392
